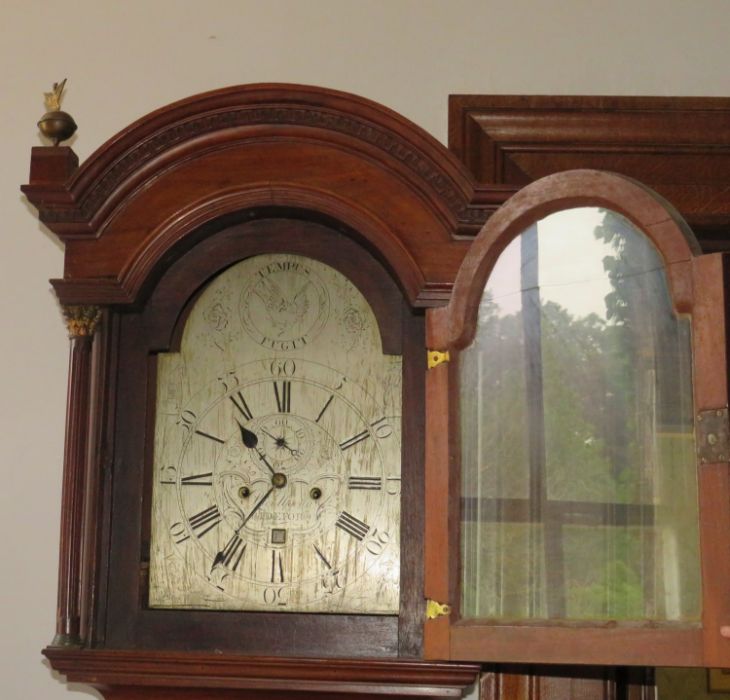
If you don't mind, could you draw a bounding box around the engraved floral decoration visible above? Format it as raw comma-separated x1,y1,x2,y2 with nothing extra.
197,288,238,350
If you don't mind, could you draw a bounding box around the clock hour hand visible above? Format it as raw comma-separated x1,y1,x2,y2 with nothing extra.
255,448,277,475
237,420,258,449
237,421,276,474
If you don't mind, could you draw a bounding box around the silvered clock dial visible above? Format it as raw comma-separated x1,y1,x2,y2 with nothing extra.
149,254,402,613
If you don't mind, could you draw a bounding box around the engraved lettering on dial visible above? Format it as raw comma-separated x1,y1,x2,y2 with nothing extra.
240,258,330,350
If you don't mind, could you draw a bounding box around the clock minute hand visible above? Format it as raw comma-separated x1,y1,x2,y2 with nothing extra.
211,487,275,571
254,447,276,475
239,486,274,530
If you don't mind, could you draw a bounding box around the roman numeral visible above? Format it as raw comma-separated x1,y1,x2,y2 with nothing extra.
188,504,222,539
270,550,286,582
339,430,370,451
274,380,291,413
212,535,246,572
194,429,225,444
180,472,213,486
230,391,254,420
348,475,382,490
335,511,370,541
315,394,334,423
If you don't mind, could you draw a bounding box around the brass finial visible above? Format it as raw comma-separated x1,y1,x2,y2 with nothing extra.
38,79,78,146
44,79,67,111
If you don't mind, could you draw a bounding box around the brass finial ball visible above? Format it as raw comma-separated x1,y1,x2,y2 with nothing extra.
38,79,77,146
38,110,78,145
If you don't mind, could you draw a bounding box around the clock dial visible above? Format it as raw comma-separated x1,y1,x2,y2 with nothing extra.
149,255,401,613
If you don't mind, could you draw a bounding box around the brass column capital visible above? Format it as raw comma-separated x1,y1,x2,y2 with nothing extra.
62,305,102,339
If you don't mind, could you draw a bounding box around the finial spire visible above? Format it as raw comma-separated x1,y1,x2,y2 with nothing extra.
38,78,77,146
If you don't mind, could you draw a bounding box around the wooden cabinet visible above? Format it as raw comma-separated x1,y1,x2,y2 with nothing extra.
22,86,730,699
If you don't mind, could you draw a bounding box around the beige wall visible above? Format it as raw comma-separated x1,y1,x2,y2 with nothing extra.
2,2,729,698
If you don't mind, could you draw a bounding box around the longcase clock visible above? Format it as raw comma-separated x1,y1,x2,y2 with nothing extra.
23,85,730,700
22,84,484,699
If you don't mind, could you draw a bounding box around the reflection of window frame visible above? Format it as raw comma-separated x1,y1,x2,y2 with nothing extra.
461,221,661,621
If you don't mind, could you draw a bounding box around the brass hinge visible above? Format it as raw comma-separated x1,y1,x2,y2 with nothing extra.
697,408,730,463
427,350,450,369
426,598,452,619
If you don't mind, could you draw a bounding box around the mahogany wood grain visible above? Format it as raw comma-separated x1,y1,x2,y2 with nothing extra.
399,307,426,657
692,254,730,666
25,145,78,186
22,84,486,308
79,310,113,644
448,94,730,247
43,648,480,699
54,331,95,646
692,255,728,410
450,625,702,667
479,666,654,700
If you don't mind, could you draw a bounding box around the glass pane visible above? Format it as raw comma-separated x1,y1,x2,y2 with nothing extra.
459,208,700,623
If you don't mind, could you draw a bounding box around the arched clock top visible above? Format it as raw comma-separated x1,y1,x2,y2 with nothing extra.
22,84,488,308
428,169,703,351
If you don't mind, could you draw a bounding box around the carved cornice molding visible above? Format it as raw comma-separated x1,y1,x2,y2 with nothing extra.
448,94,730,247
24,85,483,236
45,106,462,222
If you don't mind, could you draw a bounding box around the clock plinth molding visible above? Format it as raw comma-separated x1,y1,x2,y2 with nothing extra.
43,649,480,699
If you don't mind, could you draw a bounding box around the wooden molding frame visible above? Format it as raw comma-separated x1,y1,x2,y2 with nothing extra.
449,95,730,248
43,648,480,698
22,84,500,308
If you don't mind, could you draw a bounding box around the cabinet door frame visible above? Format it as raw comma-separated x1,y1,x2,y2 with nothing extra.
425,169,730,667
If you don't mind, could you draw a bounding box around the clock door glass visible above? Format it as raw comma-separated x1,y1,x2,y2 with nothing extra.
458,208,701,623
149,254,401,614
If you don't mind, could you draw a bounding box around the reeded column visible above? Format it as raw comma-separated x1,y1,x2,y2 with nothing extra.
51,305,101,647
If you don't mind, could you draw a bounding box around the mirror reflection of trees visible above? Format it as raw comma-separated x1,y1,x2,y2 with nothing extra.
460,208,700,623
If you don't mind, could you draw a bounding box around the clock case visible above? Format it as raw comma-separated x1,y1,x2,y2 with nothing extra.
24,85,730,698
23,84,486,698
